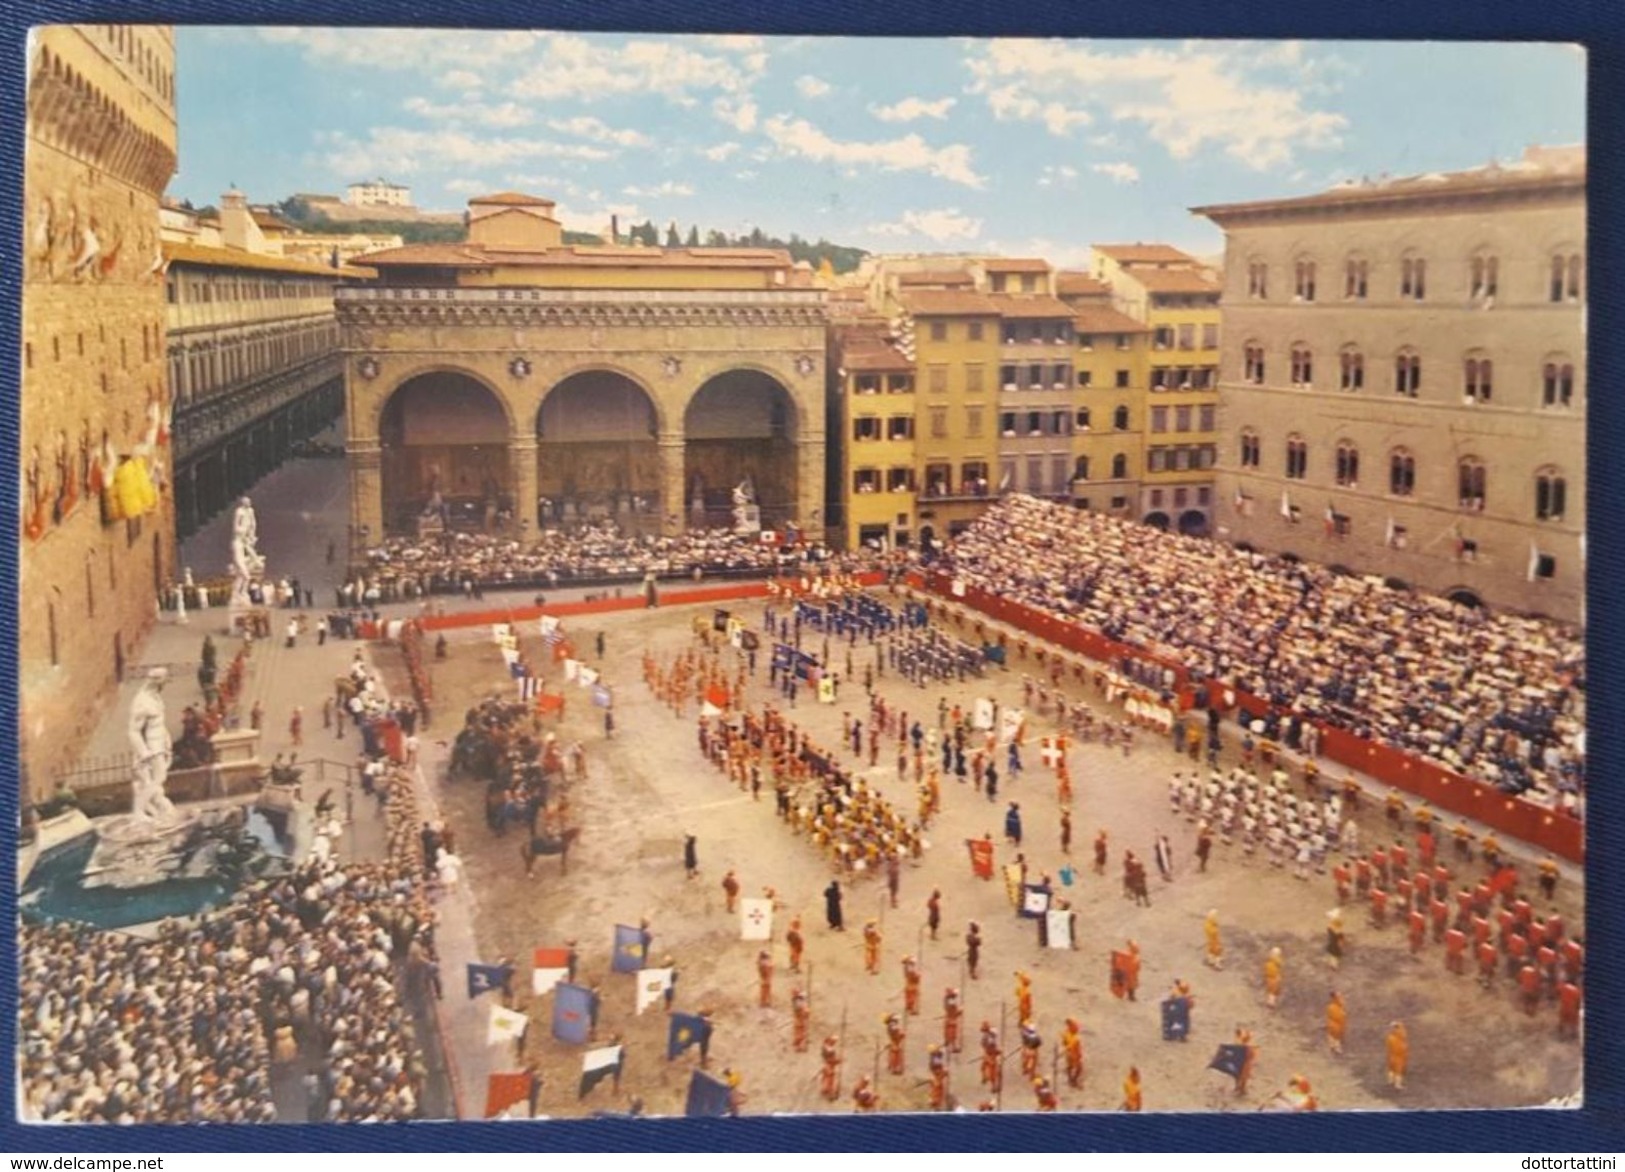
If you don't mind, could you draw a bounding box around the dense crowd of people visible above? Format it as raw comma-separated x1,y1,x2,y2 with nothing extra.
350,524,851,600
937,496,1585,810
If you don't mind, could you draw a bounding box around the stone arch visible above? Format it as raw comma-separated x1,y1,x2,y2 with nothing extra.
1177,509,1208,536
377,369,513,536
1444,587,1483,610
366,363,516,439
683,367,802,530
534,368,664,529
1143,511,1171,531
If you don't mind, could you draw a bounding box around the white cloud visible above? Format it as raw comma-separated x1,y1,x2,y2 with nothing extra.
795,75,832,98
761,115,985,188
870,95,957,122
702,34,764,52
623,181,695,198
1036,163,1080,188
733,170,759,181
258,27,539,71
1091,161,1141,184
701,141,741,162
545,115,651,148
402,96,533,128
439,69,484,90
551,199,642,234
442,178,489,195
317,127,612,178
509,34,763,103
964,38,1348,169
867,208,983,243
713,97,759,133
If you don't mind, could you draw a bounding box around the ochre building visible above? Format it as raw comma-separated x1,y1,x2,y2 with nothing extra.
1195,145,1585,622
338,193,828,545
21,25,177,805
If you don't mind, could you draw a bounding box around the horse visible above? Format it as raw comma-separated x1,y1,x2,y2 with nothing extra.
522,826,582,876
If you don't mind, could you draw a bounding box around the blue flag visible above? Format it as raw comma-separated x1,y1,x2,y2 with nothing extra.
467,962,512,1000
1209,1043,1248,1078
667,1012,713,1061
613,923,648,973
684,1069,733,1118
509,661,526,679
1161,996,1191,1042
552,982,595,1045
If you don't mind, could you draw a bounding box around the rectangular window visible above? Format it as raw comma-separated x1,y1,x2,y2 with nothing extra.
1154,327,1174,350
1078,369,1093,388
854,417,881,441
1177,324,1195,350
928,365,948,394
1026,456,1045,492
930,321,947,342
1202,324,1218,350
1198,405,1216,431
1150,488,1165,508
1002,365,1019,391
1078,334,1095,351
887,416,914,440
965,407,984,438
1148,449,1167,472
968,321,984,342
1115,369,1130,389
854,469,881,493
888,467,915,493
1150,407,1168,433
929,407,948,439
1001,412,1018,437
1174,406,1192,433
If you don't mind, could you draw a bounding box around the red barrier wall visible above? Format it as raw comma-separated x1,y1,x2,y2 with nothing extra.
922,573,1583,863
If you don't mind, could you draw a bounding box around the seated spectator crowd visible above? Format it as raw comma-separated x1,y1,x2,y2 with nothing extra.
936,495,1585,812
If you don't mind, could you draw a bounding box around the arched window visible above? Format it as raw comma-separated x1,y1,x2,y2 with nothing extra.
1394,348,1421,397
1294,258,1317,302
1469,252,1499,300
1111,453,1127,479
1335,441,1360,488
1400,253,1427,301
1239,428,1261,468
1389,449,1416,497
1457,457,1486,511
1074,455,1090,481
1542,358,1576,408
1339,346,1364,391
1112,406,1130,431
1285,435,1308,480
1076,407,1092,430
1247,260,1268,299
1463,353,1493,403
1343,255,1369,300
1290,344,1314,388
1243,342,1266,385
1535,467,1567,521
1550,251,1583,302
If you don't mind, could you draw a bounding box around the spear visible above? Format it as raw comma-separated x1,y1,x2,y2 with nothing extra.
837,1004,847,1099
996,999,1007,1111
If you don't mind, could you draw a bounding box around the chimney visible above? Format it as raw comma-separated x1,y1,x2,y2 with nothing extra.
611,214,619,245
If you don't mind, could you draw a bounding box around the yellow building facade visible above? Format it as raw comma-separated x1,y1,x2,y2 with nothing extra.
1093,245,1222,533
21,25,178,806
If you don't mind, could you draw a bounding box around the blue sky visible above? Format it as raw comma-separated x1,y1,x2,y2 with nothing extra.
172,31,1583,262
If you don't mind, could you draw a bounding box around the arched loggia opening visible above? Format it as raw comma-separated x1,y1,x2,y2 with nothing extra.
1445,587,1483,610
1177,509,1209,537
379,371,510,536
1143,511,1171,531
536,371,661,532
684,370,798,531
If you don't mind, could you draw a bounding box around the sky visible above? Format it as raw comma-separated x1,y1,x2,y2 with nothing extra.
170,31,1584,264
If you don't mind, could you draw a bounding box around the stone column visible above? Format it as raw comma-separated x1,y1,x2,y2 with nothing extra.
347,440,383,554
658,432,685,535
511,437,539,540
796,435,827,539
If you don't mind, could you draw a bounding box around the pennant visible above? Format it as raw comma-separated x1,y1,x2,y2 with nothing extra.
739,897,774,941
508,659,527,679
668,1012,714,1061
1003,863,1024,907
1022,884,1052,919
637,968,675,1015
484,1071,534,1119
579,1045,624,1099
579,666,599,689
966,838,995,880
564,658,581,682
518,676,542,701
532,947,571,996
488,1005,530,1046
491,624,511,644
1324,504,1336,536
467,962,513,1000
701,701,723,718
613,923,648,973
1208,1043,1249,1078
705,683,730,711
999,708,1027,746
551,982,595,1045
684,1068,733,1117
1046,908,1074,950
539,615,561,640
1161,996,1191,1042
